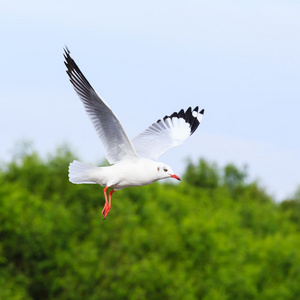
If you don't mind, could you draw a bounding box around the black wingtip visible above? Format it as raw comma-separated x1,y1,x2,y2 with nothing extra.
63,46,70,58
156,106,204,135
63,47,95,98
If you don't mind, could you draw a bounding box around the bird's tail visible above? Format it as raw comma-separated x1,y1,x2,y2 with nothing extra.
68,160,98,184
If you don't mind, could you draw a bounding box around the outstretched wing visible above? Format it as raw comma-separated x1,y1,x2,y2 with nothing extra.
64,48,138,164
131,107,204,161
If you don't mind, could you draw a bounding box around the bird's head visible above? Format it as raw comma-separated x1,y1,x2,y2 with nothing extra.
156,162,181,181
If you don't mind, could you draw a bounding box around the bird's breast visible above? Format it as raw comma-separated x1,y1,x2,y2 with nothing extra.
106,160,158,189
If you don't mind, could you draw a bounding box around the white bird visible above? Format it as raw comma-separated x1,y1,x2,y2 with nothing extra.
64,48,204,220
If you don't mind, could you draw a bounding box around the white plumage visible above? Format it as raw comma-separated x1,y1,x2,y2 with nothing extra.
64,48,204,219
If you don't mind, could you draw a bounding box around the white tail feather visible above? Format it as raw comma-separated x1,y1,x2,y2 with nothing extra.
68,160,98,184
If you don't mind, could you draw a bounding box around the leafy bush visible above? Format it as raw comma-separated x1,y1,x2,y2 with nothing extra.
0,146,299,299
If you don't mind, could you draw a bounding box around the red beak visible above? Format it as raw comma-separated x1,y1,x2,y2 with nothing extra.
170,174,181,181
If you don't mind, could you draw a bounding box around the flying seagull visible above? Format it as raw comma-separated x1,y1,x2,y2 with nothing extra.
64,48,204,220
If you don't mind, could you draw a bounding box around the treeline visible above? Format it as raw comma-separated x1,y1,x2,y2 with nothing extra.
0,146,299,300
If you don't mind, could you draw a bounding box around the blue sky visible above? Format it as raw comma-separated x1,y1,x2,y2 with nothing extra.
1,0,299,200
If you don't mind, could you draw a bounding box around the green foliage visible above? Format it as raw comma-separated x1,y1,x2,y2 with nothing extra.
0,146,300,299
279,185,300,230
223,163,247,191
184,159,219,189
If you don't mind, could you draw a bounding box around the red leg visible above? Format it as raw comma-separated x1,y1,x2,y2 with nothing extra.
102,187,109,215
102,188,115,220
108,190,115,207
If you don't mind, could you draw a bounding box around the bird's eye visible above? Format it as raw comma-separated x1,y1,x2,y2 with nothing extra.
163,168,168,172
157,167,160,171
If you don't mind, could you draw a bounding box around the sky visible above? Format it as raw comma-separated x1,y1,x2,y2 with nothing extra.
1,0,299,201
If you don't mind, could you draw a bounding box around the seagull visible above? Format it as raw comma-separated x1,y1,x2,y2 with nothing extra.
64,48,204,220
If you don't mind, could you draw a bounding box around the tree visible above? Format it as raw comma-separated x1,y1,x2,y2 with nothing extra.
184,158,219,189
1,147,300,299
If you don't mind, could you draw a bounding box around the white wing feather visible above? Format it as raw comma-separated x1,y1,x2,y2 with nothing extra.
132,107,204,161
64,49,138,164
